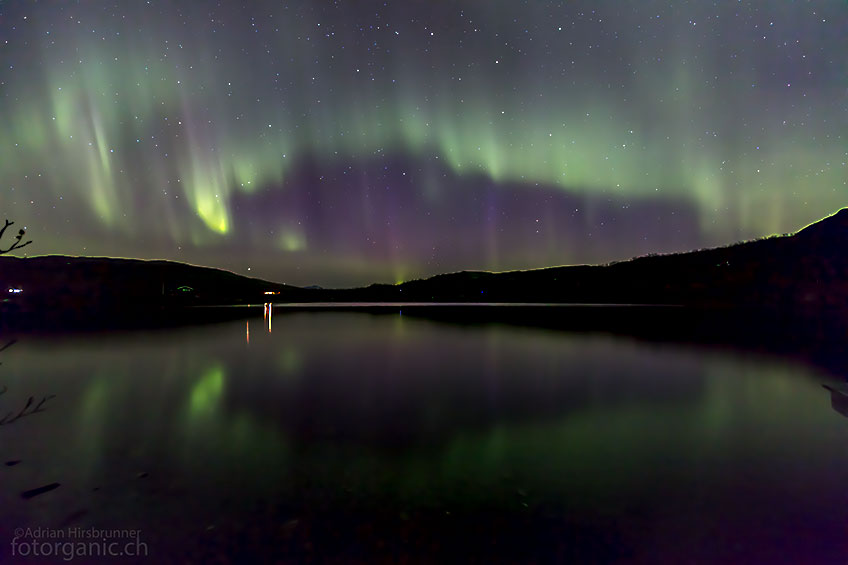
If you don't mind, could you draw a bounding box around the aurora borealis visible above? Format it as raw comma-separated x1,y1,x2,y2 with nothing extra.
0,1,844,286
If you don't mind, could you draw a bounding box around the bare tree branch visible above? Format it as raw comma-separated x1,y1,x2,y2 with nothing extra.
0,220,31,254
0,219,12,242
0,394,55,426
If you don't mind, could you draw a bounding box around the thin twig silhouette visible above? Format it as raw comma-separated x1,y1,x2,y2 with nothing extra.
0,394,56,426
0,219,31,253
0,341,54,427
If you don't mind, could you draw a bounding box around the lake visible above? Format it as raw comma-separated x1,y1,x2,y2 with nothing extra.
1,306,847,563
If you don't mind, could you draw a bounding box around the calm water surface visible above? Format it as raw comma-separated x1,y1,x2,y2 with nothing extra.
1,309,846,563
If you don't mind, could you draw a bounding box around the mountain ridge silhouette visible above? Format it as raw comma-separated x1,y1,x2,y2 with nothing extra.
0,208,845,311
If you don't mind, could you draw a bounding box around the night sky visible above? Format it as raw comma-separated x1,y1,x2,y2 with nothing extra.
0,1,844,287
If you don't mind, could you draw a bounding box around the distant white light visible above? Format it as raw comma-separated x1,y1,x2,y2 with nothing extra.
8,288,22,294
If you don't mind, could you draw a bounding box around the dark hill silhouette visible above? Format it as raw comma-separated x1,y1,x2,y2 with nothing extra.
327,207,848,308
793,207,848,242
0,208,845,322
0,255,314,313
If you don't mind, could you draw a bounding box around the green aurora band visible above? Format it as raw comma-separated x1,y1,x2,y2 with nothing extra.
0,1,844,285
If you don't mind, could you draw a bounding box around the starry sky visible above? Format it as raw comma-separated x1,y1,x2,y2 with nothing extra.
0,1,844,287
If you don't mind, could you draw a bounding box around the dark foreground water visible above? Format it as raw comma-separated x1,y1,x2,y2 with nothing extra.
1,307,847,563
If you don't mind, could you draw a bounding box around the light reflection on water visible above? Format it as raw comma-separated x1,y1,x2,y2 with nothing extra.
0,311,846,562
